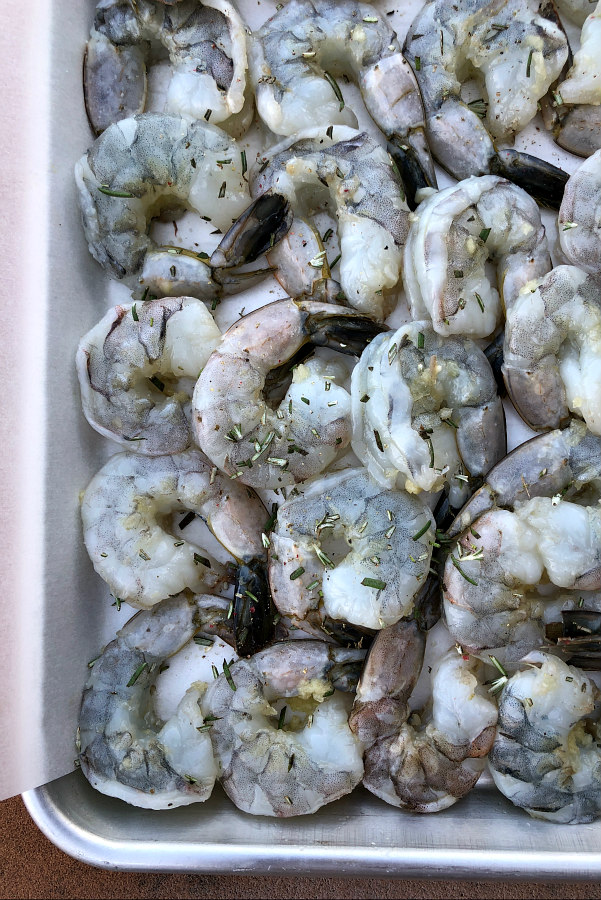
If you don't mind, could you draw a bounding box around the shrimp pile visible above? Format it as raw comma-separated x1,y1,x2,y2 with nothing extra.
72,0,601,830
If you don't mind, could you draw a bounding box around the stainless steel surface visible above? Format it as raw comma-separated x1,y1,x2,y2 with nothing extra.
12,0,601,879
23,772,601,879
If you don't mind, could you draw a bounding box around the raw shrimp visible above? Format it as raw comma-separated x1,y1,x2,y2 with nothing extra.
192,299,384,489
248,0,436,191
81,449,267,608
558,150,601,276
488,651,600,823
201,640,365,816
77,296,221,455
84,0,252,137
351,321,506,507
268,468,434,633
555,0,594,24
349,620,498,812
551,1,601,157
443,496,601,664
79,593,221,809
75,113,269,300
213,127,411,319
503,265,601,434
404,0,568,182
403,176,551,339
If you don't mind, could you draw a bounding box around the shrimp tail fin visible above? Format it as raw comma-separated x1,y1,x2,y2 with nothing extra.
233,558,277,657
210,192,293,269
387,136,437,210
490,150,569,209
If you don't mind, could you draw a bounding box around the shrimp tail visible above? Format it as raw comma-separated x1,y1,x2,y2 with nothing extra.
387,136,437,211
489,150,569,209
301,305,388,356
210,192,293,269
233,558,277,657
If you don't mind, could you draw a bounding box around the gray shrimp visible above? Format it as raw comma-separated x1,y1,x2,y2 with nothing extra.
192,298,384,489
81,449,267,608
447,419,601,539
268,468,434,633
79,593,222,809
84,0,252,137
443,494,601,664
213,127,411,320
488,650,600,823
558,150,601,276
75,113,267,300
248,0,436,192
349,619,498,812
403,0,569,185
76,296,221,455
200,640,365,816
503,265,601,434
403,176,552,339
351,321,506,509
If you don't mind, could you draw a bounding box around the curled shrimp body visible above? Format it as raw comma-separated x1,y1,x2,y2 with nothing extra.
75,114,257,299
81,450,267,608
79,593,222,809
77,296,221,455
84,0,252,137
555,0,593,24
489,651,600,823
201,640,365,816
248,0,436,189
443,496,601,664
447,419,601,538
215,127,411,320
558,150,601,276
349,620,498,812
404,0,568,181
404,176,551,340
552,2,601,157
351,321,506,507
268,468,434,633
503,266,601,434
192,299,384,489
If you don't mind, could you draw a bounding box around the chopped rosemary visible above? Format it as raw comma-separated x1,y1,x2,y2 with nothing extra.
193,635,214,647
417,332,425,349
467,98,487,118
241,150,247,177
361,577,387,590
290,566,305,580
262,532,271,549
450,554,478,585
111,598,122,610
363,14,378,22
139,549,151,561
562,222,578,231
475,292,485,312
193,553,211,568
415,55,421,70
307,579,320,591
149,374,165,392
412,520,432,541
218,181,226,198
314,544,335,568
127,661,148,687
277,706,287,729
170,265,176,277
204,109,212,121
479,227,491,243
98,185,135,198
526,48,533,78
374,429,384,452
222,659,236,691
131,303,139,321
454,269,463,278
212,664,219,679
324,70,344,111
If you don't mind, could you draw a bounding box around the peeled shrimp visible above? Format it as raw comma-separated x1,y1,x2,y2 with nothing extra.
558,150,601,276
349,620,498,812
351,321,506,507
268,468,434,633
503,265,601,434
200,640,365,816
404,0,568,181
79,593,220,809
84,0,252,137
192,299,384,489
489,651,600,823
77,296,221,455
443,496,601,664
81,449,266,608
552,1,601,157
404,176,551,339
248,0,436,189
75,113,257,299
215,127,411,320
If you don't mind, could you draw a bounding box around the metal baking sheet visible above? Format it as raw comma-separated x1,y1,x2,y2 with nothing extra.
5,0,600,879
